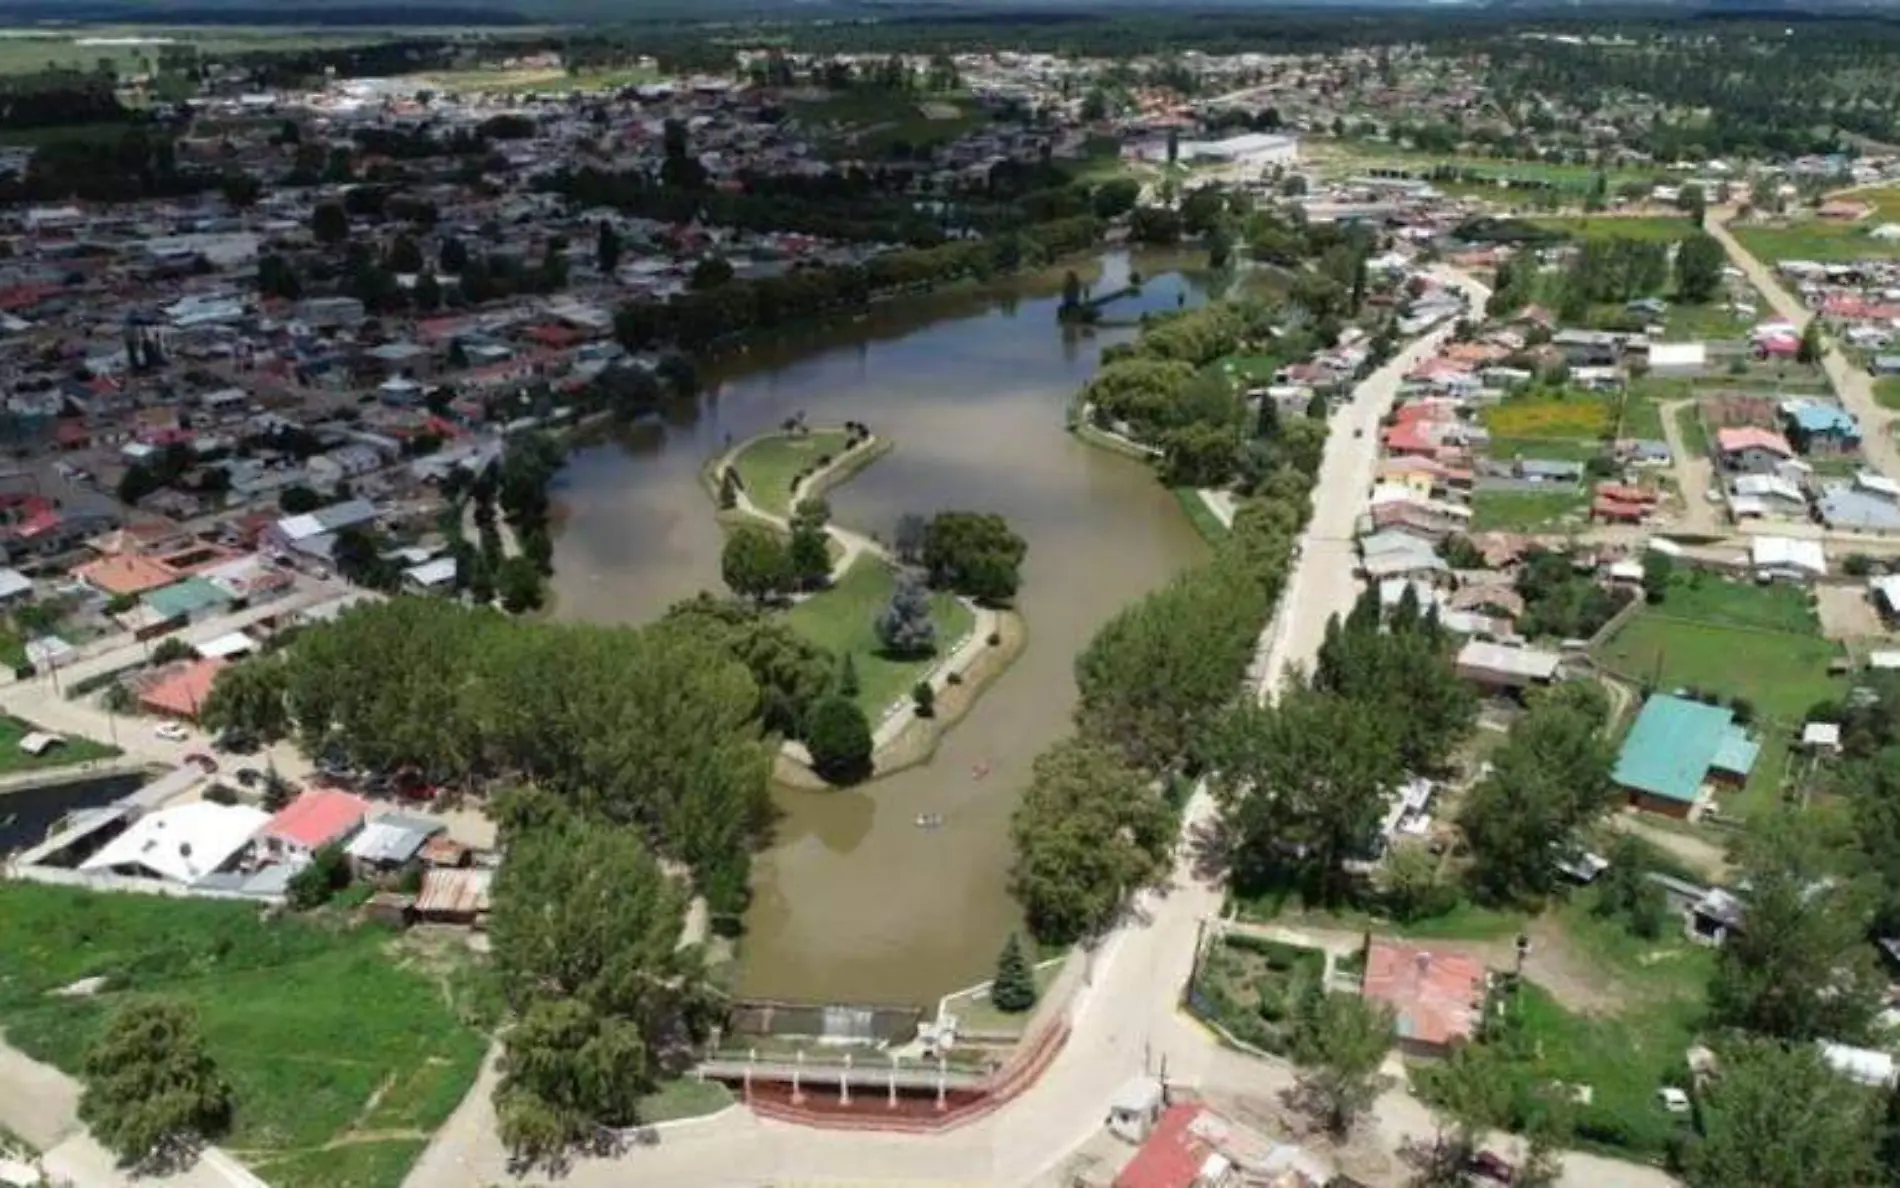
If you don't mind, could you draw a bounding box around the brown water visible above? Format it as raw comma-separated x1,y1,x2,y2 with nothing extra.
550,253,1213,1007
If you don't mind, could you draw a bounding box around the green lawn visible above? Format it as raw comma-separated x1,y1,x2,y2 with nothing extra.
1670,402,1710,458
1653,570,1819,635
0,884,489,1188
1470,488,1588,532
634,1077,733,1124
1172,487,1231,546
1595,614,1843,722
791,90,983,159
1484,437,1605,463
0,714,118,774
1877,377,1900,411
785,557,975,719
1527,215,1697,243
1663,301,1753,341
940,958,1064,1034
729,430,853,519
1734,221,1900,265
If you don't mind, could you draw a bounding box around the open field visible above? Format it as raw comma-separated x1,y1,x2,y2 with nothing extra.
1482,393,1612,439
790,90,983,159
1733,220,1900,265
1469,488,1588,532
0,714,118,773
0,27,407,78
1595,614,1843,722
1876,377,1900,411
1483,436,1603,463
1314,141,1666,194
1527,215,1698,243
729,430,854,519
1654,570,1820,635
0,884,490,1188
419,64,660,95
785,556,974,719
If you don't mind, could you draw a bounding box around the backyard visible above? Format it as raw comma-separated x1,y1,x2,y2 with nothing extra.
728,429,855,519
785,557,975,719
0,884,492,1188
1595,613,1843,722
1188,934,1328,1055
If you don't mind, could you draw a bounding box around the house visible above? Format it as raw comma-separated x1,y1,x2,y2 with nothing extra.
260,789,370,865
1454,640,1561,693
1820,481,1900,533
1873,574,1900,623
75,552,180,599
137,657,228,719
1781,399,1862,454
1647,341,1706,376
79,801,268,886
343,813,446,873
1552,329,1621,367
264,498,380,564
1751,534,1827,581
403,556,458,592
1112,1104,1231,1188
1614,694,1760,817
1729,473,1808,519
1715,426,1795,474
1360,941,1488,1057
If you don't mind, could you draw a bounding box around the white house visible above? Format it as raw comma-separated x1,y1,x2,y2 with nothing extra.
80,802,269,886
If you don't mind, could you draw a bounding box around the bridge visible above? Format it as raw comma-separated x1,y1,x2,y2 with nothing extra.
697,1054,989,1099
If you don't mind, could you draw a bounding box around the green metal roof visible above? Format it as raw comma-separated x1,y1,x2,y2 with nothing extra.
1613,694,1748,805
141,577,234,620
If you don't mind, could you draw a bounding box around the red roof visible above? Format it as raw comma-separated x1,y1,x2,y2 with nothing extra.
1715,426,1793,458
1114,1104,1213,1188
137,657,227,719
263,789,370,851
1362,941,1487,1049
1593,496,1650,523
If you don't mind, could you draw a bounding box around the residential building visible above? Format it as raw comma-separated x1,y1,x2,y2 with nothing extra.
1715,426,1795,474
344,813,446,873
1360,941,1488,1057
1614,694,1760,818
1453,640,1561,693
136,657,228,719
259,788,371,865
1751,534,1827,581
79,801,268,886
1781,398,1862,454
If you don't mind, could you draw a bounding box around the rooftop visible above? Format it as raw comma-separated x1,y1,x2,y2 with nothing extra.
1613,694,1755,806
80,801,268,885
1361,940,1487,1048
263,788,370,852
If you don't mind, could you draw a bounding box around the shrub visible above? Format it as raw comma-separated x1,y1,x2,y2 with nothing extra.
946,671,964,686
987,631,1002,647
912,681,935,718
804,695,873,784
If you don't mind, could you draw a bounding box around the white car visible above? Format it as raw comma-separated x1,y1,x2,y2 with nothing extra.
153,723,189,742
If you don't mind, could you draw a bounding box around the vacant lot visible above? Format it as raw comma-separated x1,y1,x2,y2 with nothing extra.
1653,571,1819,635
1733,220,1900,265
1596,614,1842,722
1470,488,1588,532
785,557,974,719
729,430,853,519
0,884,489,1188
1483,393,1612,439
1527,215,1697,243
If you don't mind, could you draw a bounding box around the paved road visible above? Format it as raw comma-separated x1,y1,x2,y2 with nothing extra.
1706,212,1900,479
402,266,1672,1188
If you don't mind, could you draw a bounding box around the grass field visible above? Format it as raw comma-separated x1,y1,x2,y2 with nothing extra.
939,958,1063,1034
1653,571,1819,635
1595,614,1842,722
1877,377,1900,411
1470,488,1588,532
1733,221,1900,265
1483,393,1612,439
1320,142,1664,194
1484,437,1604,463
785,557,974,720
0,883,489,1188
1527,215,1697,243
1172,487,1231,546
0,714,117,773
729,430,854,519
420,64,659,95
790,90,983,159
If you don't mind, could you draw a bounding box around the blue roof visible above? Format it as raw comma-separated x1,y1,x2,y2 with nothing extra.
1787,401,1861,438
1614,695,1746,805
1712,728,1760,778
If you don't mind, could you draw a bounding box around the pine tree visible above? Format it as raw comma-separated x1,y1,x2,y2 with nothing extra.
990,933,1038,1014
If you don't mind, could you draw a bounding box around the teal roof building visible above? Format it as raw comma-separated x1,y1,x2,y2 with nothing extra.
1614,694,1758,809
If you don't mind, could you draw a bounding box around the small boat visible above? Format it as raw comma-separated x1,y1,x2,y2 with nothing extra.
971,761,992,781
914,813,944,830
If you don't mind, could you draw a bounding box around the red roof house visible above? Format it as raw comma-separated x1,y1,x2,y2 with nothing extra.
262,789,371,859
1114,1104,1220,1188
137,657,228,719
1361,940,1489,1056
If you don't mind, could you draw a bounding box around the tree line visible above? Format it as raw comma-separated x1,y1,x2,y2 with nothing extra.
611,214,1102,354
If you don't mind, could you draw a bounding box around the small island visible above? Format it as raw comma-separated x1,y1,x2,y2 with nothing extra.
706,418,1026,787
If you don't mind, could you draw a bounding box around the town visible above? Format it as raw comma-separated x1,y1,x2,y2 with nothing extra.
4,10,1900,1188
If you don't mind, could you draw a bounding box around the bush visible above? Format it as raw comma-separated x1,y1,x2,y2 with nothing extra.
285,843,350,910
912,681,936,718
1844,552,1875,578
987,631,1002,647
946,671,964,686
804,695,873,784
203,784,239,806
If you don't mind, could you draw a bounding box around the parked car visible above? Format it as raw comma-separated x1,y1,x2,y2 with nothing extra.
153,723,189,742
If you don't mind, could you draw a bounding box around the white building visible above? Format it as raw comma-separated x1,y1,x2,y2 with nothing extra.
80,802,269,886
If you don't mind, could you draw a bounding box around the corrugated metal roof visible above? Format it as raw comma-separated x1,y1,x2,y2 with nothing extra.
416,867,492,917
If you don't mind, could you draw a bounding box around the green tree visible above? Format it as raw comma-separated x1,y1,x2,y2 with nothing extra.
1686,1038,1880,1188
1641,550,1674,604
1709,814,1884,1042
286,842,351,910
690,256,734,290
496,996,650,1165
199,658,290,743
1207,684,1398,905
804,694,873,784
79,1000,232,1170
311,201,348,246
1458,683,1615,904
497,555,545,614
990,933,1038,1013
921,511,1027,603
1674,231,1726,304
787,524,831,590
1291,992,1392,1138
278,484,322,514
875,572,937,656
1091,178,1139,220
1591,834,1669,938
836,652,860,699
721,526,790,602
151,637,197,666
1009,738,1172,944
912,680,935,718
1799,319,1825,366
